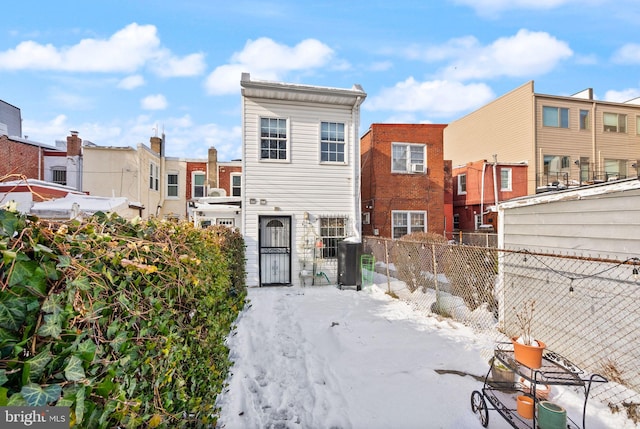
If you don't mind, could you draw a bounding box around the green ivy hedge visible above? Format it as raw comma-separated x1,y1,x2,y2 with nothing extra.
0,209,246,428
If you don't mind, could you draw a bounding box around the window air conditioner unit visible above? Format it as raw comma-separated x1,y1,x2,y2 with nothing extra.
411,163,424,173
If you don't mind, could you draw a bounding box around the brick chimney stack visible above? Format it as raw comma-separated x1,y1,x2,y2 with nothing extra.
150,136,162,155
208,147,218,189
66,131,82,157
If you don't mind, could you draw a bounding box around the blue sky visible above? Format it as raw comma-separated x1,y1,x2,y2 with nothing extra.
1,0,639,162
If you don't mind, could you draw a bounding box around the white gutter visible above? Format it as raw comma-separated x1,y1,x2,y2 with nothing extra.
352,95,363,242
492,154,499,208
480,162,486,218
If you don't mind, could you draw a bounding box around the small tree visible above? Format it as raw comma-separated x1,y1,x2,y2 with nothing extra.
392,232,448,293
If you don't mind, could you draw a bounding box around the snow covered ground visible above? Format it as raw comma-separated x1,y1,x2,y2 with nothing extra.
215,284,637,429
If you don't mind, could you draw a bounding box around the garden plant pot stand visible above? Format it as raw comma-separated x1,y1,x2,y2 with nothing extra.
470,342,607,428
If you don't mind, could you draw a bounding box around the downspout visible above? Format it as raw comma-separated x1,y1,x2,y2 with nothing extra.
492,154,498,208
480,161,486,221
352,95,363,241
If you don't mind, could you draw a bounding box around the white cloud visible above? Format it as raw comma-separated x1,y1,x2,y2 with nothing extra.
438,30,572,80
141,94,168,110
204,37,335,95
0,23,204,78
365,77,495,117
451,0,600,16
612,43,640,64
604,88,640,103
118,75,145,90
369,61,394,72
22,115,122,146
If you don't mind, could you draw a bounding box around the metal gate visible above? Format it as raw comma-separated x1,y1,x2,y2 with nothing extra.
259,216,291,285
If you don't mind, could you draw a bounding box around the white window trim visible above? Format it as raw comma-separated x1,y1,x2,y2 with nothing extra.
166,171,179,199
231,173,242,197
457,174,467,195
149,161,159,191
391,210,427,239
500,168,512,191
192,171,206,199
319,121,348,165
259,116,291,163
391,142,426,174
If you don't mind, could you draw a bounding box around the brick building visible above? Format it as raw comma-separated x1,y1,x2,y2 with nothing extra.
360,123,452,239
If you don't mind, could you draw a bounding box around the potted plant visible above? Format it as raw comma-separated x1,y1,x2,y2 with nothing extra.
512,299,546,368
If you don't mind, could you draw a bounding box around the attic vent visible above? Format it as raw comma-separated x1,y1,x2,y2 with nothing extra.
208,188,227,197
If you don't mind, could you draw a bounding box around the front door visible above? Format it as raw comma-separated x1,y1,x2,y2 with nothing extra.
259,216,291,286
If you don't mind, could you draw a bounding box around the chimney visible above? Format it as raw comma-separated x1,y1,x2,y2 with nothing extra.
208,147,218,189
67,131,82,157
150,136,162,155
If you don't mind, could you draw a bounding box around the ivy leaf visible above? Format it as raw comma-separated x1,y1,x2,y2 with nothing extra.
0,369,7,386
25,348,52,381
64,356,85,382
21,383,61,406
110,331,128,352
56,254,72,269
9,260,47,296
77,340,96,364
70,276,91,291
41,295,63,315
37,314,62,339
7,392,26,406
0,387,8,406
0,292,28,331
75,386,85,424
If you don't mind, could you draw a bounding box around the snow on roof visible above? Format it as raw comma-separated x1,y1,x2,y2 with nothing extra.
31,193,128,213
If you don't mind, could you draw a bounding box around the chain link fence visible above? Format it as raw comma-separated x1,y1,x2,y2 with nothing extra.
362,236,640,424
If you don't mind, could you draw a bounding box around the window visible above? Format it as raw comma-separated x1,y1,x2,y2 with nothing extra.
603,112,627,133
457,174,467,195
580,110,590,130
500,168,512,191
453,214,460,230
217,218,235,227
231,174,242,197
542,106,569,128
260,117,287,160
193,172,205,198
51,167,67,185
319,217,347,258
604,159,627,180
544,155,570,173
149,162,159,191
391,143,426,173
167,173,178,197
320,122,346,163
392,211,426,239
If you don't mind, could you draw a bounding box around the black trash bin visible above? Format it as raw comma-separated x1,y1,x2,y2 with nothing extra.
337,240,362,290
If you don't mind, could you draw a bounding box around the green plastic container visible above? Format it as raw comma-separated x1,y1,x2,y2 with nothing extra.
537,401,567,429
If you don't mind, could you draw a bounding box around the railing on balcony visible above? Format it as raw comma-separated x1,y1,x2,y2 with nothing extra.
536,170,635,193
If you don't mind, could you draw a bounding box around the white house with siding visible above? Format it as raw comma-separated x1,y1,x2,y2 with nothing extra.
240,73,366,287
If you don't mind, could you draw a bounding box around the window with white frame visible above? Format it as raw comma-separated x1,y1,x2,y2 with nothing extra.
603,112,627,133
231,174,241,197
167,173,178,198
542,106,569,128
193,172,206,198
51,167,67,185
500,168,512,191
260,117,287,160
217,218,235,227
392,211,426,239
320,121,346,163
391,143,426,173
580,110,590,130
319,217,347,258
457,174,467,195
149,162,159,191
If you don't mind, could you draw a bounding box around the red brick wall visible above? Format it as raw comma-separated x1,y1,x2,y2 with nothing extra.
218,165,242,196
1,136,43,180
361,123,448,239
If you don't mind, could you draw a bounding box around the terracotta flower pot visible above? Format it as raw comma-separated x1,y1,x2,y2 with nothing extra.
512,337,546,369
516,395,534,419
519,377,551,400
